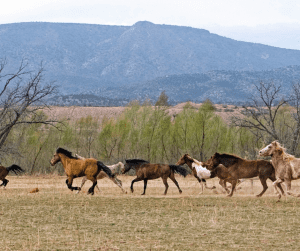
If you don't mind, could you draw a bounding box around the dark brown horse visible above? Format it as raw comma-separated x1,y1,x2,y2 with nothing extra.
121,159,188,195
0,164,24,188
50,148,114,195
202,152,284,197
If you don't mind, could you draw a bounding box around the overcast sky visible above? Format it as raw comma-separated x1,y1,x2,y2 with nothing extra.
1,0,300,50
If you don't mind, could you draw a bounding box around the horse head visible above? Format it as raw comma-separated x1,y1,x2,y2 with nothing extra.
202,153,220,170
121,160,132,174
176,153,192,166
122,159,149,174
50,152,61,166
259,141,282,157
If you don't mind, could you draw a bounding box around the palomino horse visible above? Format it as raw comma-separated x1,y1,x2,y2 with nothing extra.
50,148,114,195
0,164,24,188
176,154,216,194
202,152,284,197
121,159,188,195
75,154,126,193
259,141,300,200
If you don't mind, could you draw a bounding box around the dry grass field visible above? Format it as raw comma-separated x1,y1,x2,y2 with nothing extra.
43,102,242,125
1,175,300,250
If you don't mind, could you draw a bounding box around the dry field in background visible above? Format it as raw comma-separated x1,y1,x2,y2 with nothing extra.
1,175,300,250
44,102,242,124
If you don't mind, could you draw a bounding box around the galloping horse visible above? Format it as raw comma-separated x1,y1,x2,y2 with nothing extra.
202,152,284,197
76,154,126,193
176,154,216,194
259,141,300,200
121,159,188,195
50,148,114,195
0,164,24,188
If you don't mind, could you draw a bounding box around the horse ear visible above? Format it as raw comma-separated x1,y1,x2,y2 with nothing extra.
215,152,219,156
273,141,280,149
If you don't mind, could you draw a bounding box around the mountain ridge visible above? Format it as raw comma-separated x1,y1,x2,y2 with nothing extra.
1,21,300,105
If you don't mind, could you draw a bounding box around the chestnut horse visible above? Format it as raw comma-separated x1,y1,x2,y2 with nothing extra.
50,148,114,195
0,164,24,188
202,152,284,197
259,141,300,200
121,159,188,195
76,154,126,193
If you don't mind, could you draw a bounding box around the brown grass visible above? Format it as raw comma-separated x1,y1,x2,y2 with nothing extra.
43,102,243,125
1,175,300,250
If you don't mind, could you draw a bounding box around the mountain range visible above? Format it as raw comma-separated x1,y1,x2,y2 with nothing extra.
1,21,300,105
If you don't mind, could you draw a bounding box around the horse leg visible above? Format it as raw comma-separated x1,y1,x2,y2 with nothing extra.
130,177,143,193
284,179,300,197
87,179,97,195
66,176,80,192
269,176,285,196
219,179,230,194
111,177,127,193
141,179,148,195
162,177,169,195
273,178,284,200
227,179,237,197
0,179,8,188
256,176,268,197
77,176,88,194
169,173,182,194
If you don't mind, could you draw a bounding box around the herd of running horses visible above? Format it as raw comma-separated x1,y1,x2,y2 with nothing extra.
1,141,300,201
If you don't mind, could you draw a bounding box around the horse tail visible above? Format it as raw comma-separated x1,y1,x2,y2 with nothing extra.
97,161,114,178
6,164,24,175
169,165,188,177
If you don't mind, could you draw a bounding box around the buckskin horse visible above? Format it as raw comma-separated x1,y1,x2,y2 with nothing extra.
50,148,114,195
202,152,284,197
121,159,188,195
259,141,300,201
0,164,24,188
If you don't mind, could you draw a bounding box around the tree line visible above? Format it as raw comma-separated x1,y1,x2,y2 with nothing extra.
1,60,300,174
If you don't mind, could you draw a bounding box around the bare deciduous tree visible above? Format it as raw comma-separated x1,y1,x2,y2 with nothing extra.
231,81,287,144
231,81,300,155
0,59,59,155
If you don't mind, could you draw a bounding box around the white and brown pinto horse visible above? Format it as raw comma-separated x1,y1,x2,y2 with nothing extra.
176,154,216,194
259,141,300,200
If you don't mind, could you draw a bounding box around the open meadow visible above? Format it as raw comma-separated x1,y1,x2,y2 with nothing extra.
1,175,300,250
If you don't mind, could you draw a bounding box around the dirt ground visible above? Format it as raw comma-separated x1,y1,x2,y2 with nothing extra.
1,175,300,250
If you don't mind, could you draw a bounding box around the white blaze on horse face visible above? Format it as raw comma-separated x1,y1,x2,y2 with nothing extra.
259,144,272,156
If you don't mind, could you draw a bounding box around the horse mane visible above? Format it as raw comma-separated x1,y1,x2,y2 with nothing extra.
216,152,244,161
56,148,78,159
125,159,149,164
191,157,202,166
274,142,295,161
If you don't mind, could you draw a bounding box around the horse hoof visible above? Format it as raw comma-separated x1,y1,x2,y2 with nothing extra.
212,186,216,189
